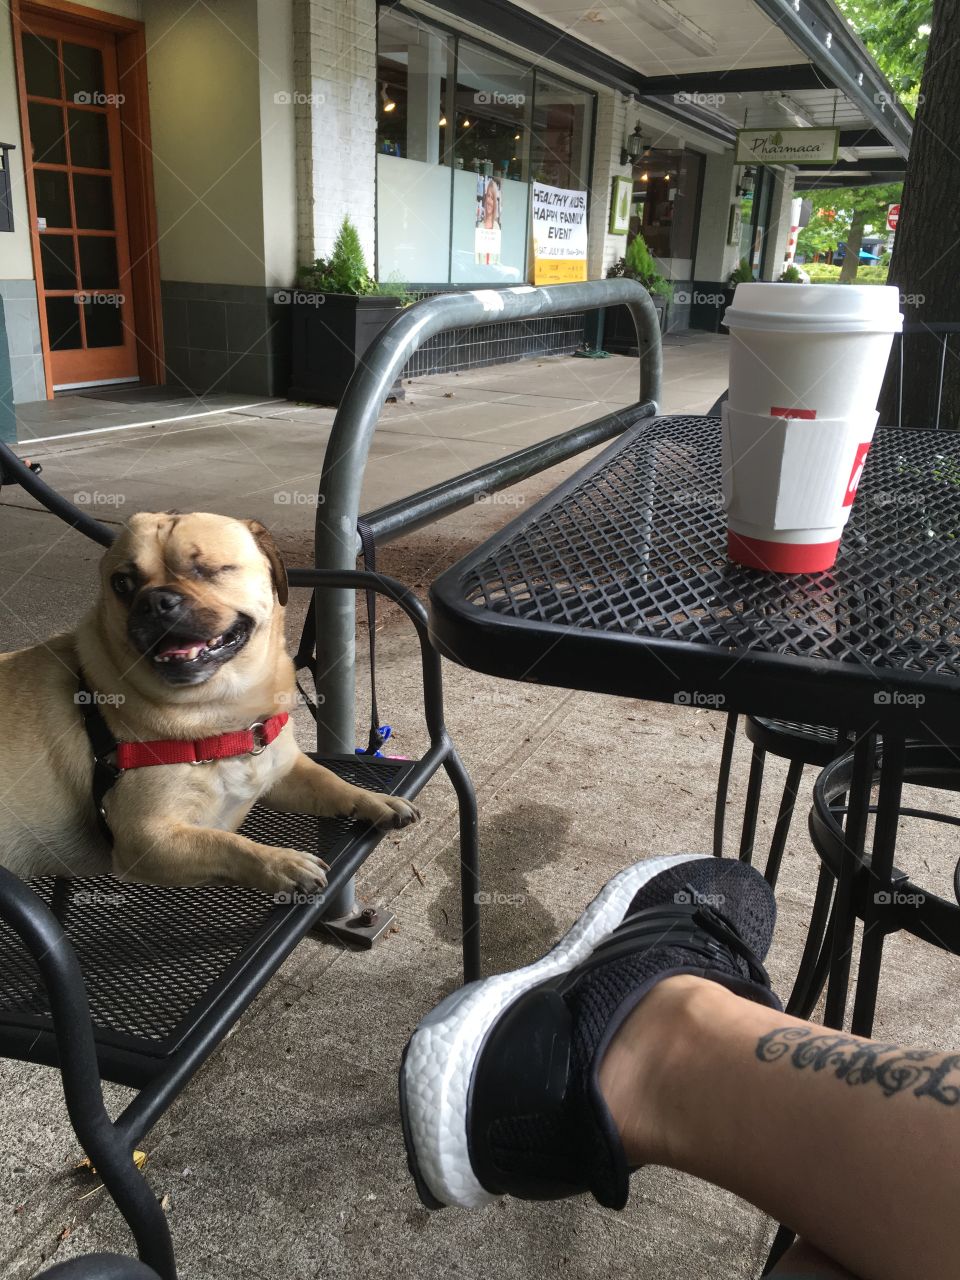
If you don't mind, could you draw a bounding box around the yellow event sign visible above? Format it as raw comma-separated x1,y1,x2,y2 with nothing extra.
531,182,588,284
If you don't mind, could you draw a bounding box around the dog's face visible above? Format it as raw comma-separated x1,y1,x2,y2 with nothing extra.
98,512,288,687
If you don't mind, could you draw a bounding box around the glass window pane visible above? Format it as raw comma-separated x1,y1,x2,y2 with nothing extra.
529,73,593,190
67,109,110,169
62,42,105,106
82,296,123,347
78,235,119,290
22,35,61,99
28,102,67,165
39,235,77,290
376,9,455,166
454,42,532,181
34,170,72,228
46,295,82,349
632,147,704,261
73,173,114,229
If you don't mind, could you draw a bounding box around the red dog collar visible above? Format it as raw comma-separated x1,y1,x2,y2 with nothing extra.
115,714,289,770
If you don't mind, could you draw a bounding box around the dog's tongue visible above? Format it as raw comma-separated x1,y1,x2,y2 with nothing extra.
156,637,217,660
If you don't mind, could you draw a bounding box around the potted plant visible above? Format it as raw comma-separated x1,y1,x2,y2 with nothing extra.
601,234,673,352
288,216,410,405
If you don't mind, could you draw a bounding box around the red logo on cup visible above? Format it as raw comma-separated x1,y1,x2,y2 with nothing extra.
771,406,817,419
844,442,871,507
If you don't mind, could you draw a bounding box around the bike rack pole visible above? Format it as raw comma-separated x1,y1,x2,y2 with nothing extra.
312,278,663,760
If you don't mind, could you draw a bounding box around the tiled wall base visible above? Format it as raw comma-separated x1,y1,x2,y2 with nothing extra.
0,281,45,405
161,282,291,398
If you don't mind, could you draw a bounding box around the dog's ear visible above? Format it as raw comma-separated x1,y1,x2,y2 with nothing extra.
247,521,289,606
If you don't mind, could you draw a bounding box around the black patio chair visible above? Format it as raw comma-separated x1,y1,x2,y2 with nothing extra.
0,443,480,1280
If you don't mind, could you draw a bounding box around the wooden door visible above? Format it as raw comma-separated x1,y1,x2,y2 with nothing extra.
18,12,138,388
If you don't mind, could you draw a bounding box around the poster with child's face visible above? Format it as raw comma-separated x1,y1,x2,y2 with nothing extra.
475,175,502,265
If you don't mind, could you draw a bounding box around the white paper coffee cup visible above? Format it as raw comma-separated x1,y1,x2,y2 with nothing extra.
722,403,878,572
725,283,902,421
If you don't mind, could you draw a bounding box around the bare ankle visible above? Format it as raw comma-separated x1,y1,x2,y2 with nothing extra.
598,974,737,1168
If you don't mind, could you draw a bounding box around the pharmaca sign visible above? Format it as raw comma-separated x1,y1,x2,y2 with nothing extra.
735,127,839,165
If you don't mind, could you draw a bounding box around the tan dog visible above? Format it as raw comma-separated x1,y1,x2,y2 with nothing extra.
0,511,419,893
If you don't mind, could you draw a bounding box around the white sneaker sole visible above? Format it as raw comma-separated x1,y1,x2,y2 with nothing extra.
399,852,702,1209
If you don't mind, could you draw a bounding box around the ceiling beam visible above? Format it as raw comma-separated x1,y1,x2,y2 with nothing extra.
637,63,832,95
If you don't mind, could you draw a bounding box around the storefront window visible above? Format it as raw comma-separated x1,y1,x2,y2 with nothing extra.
528,73,592,190
630,147,704,263
375,8,595,286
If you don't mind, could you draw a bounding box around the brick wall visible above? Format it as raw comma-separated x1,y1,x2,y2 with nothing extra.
293,0,378,268
588,89,634,280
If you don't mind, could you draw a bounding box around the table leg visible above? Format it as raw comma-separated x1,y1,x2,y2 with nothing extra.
823,732,876,1030
850,733,905,1038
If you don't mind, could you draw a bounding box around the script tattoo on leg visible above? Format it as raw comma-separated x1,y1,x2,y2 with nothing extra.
755,1027,960,1105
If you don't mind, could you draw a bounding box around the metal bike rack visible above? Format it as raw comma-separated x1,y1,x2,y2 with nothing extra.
311,277,663,918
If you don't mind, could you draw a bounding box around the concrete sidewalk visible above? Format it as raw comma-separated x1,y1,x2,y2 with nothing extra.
3,338,959,1280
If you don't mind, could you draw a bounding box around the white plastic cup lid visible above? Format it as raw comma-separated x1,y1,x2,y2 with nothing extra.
725,282,903,334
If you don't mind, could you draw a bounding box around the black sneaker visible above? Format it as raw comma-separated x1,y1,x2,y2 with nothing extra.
399,854,780,1210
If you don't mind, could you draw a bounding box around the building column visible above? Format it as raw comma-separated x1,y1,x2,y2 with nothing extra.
693,151,739,283
294,0,378,268
761,167,797,280
588,89,633,279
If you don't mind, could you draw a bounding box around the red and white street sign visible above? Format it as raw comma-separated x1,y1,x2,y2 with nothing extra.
887,203,900,231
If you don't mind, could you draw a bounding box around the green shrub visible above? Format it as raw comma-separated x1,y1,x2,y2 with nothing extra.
607,232,672,298
728,257,755,285
803,261,890,285
778,263,805,283
298,216,410,299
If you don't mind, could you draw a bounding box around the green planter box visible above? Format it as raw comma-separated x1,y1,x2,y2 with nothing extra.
288,292,403,405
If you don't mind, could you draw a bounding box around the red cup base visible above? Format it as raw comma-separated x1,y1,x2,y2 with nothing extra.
727,529,841,573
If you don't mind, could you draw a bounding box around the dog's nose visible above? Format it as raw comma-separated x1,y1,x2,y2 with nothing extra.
133,588,187,620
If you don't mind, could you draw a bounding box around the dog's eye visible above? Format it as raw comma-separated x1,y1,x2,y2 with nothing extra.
111,572,135,598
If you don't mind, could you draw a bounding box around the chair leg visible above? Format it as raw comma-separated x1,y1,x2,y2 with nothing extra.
786,866,837,1020
738,746,766,865
443,747,481,984
713,713,739,858
763,758,804,889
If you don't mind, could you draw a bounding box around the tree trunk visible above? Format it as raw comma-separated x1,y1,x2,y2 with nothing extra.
877,0,960,427
839,210,864,283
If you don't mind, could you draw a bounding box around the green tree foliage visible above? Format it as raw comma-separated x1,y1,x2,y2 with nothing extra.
796,184,902,280
833,0,932,109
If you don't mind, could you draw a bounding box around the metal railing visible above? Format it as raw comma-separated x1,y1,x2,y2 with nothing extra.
311,278,663,767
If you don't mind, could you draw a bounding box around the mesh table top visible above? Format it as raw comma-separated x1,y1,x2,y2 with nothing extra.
429,417,960,735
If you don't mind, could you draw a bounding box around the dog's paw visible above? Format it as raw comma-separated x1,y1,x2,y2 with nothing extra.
356,791,421,831
260,847,329,897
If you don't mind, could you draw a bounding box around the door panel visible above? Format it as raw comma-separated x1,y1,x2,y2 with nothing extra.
19,13,138,389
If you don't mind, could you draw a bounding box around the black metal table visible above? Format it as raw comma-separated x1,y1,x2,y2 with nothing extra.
430,414,960,1037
